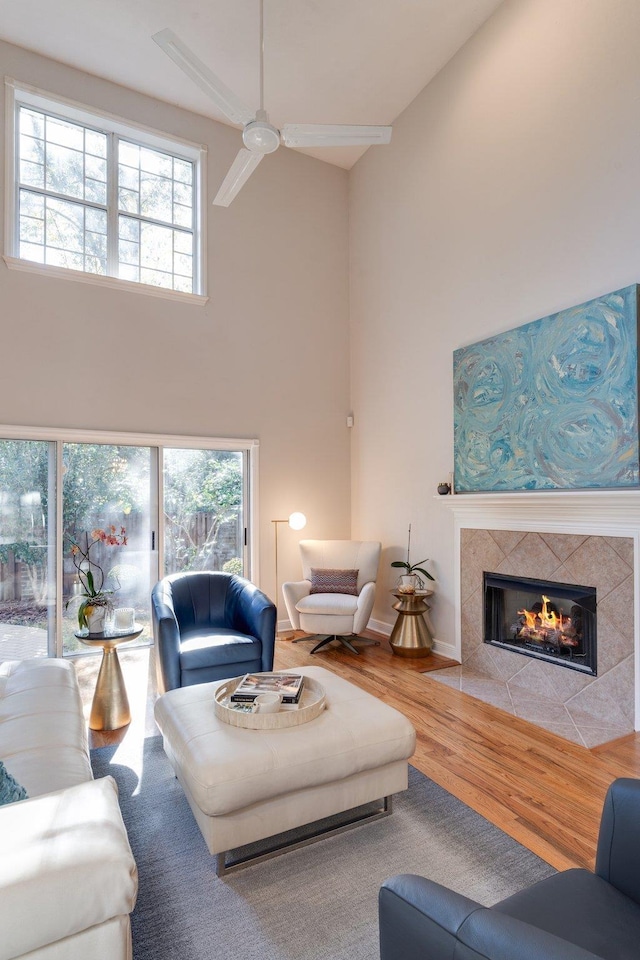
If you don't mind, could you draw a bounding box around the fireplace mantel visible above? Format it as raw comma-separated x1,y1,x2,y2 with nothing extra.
440,490,640,533
438,490,640,733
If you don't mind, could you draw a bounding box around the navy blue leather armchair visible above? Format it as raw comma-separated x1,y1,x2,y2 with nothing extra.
151,571,276,692
379,778,640,960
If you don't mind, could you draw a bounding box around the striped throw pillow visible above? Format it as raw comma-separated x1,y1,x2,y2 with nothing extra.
310,568,359,595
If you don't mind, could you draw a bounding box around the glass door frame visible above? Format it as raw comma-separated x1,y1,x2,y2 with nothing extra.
0,424,260,657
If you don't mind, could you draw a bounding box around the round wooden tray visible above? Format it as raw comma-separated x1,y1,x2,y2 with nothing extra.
214,673,326,730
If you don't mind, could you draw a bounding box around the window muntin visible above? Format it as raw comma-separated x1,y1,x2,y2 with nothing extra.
116,139,194,290
10,85,203,295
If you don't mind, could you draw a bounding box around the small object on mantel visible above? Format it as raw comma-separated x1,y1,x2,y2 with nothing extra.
437,482,451,495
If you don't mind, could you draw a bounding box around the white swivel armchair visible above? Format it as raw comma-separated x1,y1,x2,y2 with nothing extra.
282,539,381,654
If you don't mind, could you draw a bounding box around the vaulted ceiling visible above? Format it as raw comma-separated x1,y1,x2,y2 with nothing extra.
0,0,503,168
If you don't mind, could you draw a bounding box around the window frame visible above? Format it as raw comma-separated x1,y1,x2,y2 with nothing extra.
4,78,208,304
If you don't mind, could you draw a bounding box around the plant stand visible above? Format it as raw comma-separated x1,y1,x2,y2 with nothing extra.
389,590,433,658
76,626,142,730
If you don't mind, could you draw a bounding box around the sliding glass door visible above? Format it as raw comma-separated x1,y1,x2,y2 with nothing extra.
0,439,56,659
62,443,157,655
163,448,245,576
0,429,256,662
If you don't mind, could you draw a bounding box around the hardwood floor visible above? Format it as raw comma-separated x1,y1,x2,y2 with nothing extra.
73,631,640,874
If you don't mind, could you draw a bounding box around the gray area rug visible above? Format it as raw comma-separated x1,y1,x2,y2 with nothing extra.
91,736,555,960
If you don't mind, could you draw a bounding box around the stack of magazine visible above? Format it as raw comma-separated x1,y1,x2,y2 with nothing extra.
230,673,304,705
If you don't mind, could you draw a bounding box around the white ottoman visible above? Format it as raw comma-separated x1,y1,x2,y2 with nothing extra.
154,666,416,874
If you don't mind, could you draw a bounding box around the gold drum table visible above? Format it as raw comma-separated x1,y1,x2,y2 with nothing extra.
389,590,434,658
76,625,143,730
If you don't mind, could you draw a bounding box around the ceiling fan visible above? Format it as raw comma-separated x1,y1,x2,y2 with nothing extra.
152,1,392,207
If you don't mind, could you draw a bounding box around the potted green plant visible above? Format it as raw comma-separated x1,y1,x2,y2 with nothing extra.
391,524,435,593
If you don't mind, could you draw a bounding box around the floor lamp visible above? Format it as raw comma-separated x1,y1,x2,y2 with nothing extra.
272,512,307,639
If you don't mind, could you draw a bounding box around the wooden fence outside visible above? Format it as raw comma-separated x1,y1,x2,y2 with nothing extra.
0,512,243,603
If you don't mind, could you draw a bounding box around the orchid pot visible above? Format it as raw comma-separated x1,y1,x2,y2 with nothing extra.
398,574,419,594
81,601,109,634
66,526,127,633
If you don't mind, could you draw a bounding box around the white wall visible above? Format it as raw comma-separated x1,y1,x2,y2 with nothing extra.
0,39,351,612
349,0,640,648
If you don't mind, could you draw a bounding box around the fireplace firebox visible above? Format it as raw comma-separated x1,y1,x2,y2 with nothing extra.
484,572,597,676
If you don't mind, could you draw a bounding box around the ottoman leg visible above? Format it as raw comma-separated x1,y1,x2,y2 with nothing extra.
213,795,393,877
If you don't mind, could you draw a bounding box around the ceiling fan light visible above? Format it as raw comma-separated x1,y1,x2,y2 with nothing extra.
243,120,281,154
153,18,393,207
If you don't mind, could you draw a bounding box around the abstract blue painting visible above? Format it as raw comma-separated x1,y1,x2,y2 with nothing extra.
453,285,640,492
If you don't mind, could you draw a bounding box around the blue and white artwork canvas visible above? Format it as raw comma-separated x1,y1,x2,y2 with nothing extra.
453,285,640,492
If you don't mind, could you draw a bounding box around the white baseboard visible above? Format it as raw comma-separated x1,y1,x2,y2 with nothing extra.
278,615,458,663
367,617,392,637
368,617,457,661
430,639,457,660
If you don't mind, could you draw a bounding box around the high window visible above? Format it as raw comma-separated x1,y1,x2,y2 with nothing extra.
5,80,206,299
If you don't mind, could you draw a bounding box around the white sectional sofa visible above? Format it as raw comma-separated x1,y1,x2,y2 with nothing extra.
0,658,138,960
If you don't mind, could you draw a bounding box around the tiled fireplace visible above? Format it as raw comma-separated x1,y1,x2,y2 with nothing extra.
432,492,640,748
484,570,598,676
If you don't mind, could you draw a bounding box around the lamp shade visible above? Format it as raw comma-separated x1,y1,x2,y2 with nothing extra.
288,512,307,531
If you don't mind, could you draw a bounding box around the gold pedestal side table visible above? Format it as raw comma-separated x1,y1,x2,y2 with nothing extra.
76,625,143,731
389,590,434,658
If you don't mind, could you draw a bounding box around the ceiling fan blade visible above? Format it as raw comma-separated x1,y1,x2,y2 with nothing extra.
153,29,255,127
281,124,392,148
213,149,264,207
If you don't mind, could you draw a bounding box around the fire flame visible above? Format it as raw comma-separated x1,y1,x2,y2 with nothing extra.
516,595,578,648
